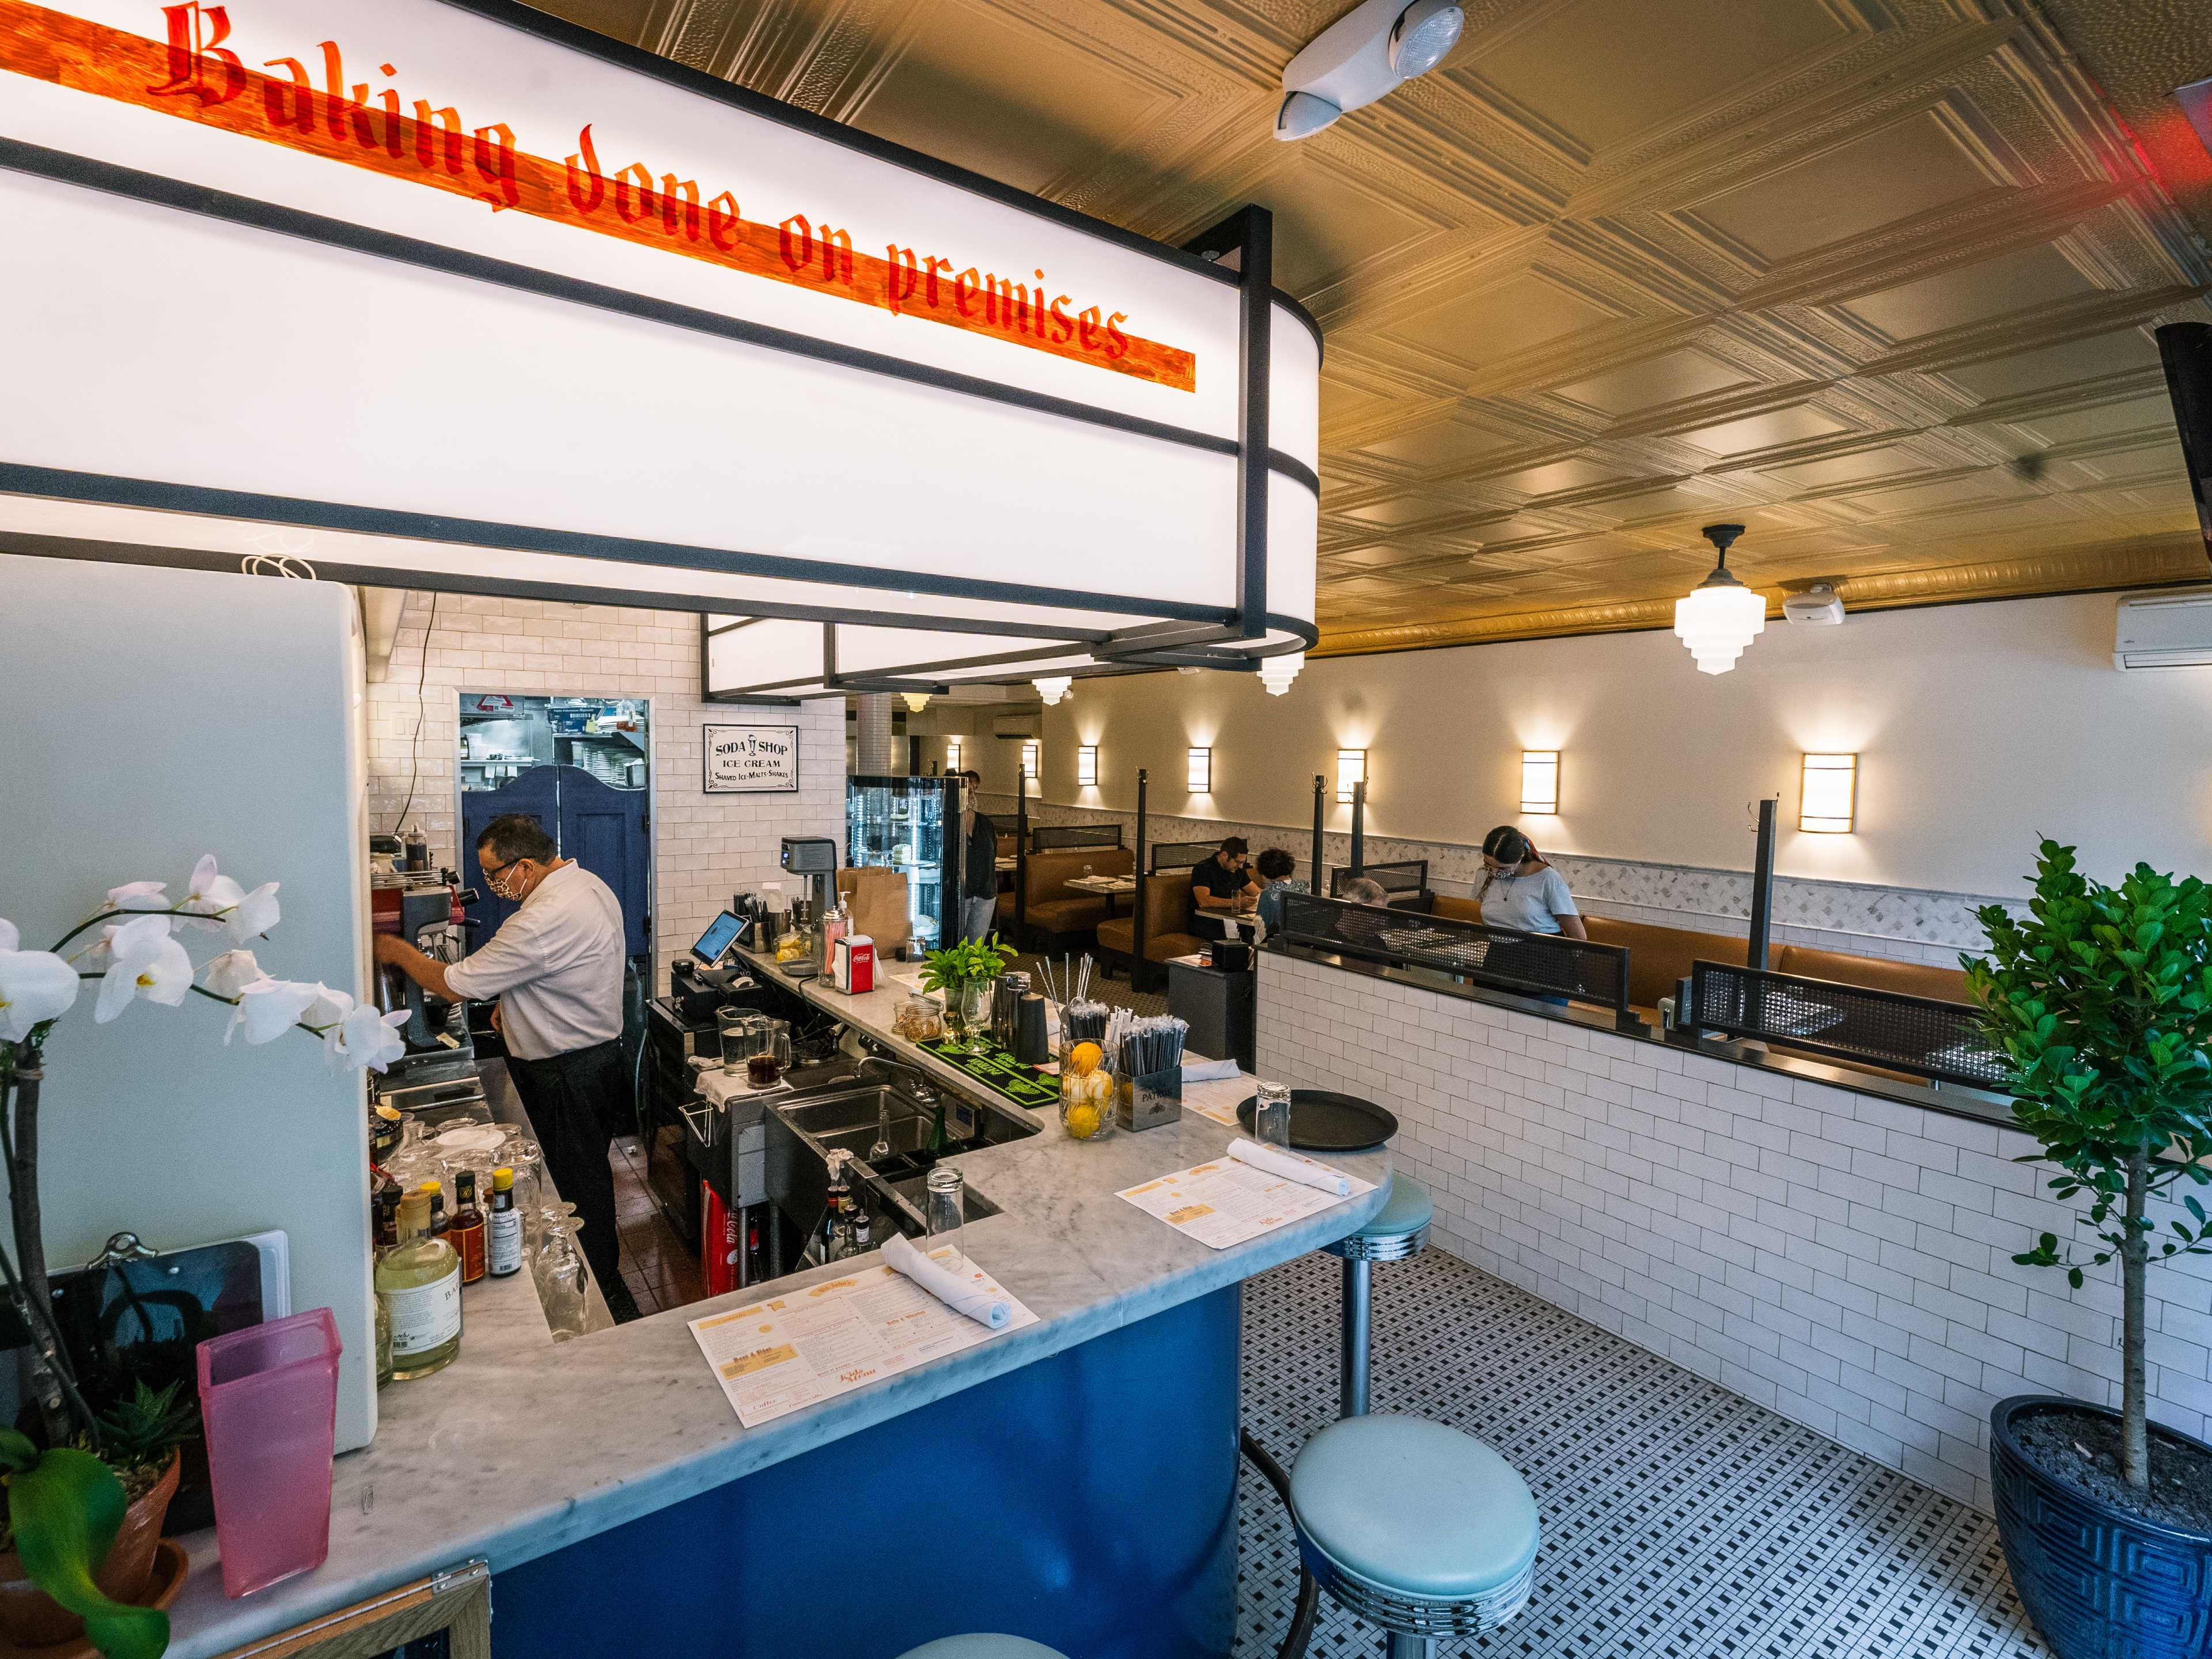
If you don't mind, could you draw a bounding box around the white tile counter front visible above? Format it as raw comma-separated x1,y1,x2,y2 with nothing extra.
1255,947,2212,1513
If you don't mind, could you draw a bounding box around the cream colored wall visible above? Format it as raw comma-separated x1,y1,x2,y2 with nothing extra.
1041,593,2212,898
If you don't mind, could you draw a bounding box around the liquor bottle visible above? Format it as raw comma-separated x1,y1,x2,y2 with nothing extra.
376,1189,461,1381
851,1191,873,1256
821,1149,854,1263
373,1190,398,1388
487,1166,523,1279
425,1180,450,1238
450,1170,487,1285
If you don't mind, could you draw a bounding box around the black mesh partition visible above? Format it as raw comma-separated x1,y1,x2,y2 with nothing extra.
1278,893,1633,1024
1151,840,1217,873
1031,823,1122,852
1688,962,2005,1088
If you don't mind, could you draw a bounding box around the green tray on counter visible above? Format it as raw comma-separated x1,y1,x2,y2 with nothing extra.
918,1038,1060,1111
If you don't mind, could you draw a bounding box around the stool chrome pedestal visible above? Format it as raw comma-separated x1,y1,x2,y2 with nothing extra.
1320,1176,1432,1417
896,1638,1069,1659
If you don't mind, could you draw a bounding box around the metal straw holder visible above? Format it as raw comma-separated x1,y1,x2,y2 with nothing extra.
1118,1066,1183,1133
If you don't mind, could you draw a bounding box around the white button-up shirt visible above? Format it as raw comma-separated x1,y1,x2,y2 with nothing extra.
445,862,625,1062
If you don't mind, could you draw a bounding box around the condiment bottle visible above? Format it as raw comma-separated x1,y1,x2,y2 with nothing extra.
450,1170,487,1285
487,1166,524,1278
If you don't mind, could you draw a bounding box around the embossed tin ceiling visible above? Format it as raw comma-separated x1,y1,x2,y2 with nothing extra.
534,0,2212,655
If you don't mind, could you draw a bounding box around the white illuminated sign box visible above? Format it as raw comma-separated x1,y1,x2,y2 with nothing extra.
0,0,1319,674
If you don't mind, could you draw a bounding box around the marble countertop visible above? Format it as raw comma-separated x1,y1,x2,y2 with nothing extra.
164,960,1391,1658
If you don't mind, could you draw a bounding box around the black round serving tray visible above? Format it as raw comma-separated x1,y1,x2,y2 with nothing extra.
1234,1089,1397,1153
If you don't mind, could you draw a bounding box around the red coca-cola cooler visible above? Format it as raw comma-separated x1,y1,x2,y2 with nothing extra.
700,1181,741,1297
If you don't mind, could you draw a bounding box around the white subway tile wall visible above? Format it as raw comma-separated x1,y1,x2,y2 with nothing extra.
365,593,843,988
1255,951,2212,1514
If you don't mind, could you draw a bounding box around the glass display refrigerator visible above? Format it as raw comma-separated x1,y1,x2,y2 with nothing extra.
845,775,963,952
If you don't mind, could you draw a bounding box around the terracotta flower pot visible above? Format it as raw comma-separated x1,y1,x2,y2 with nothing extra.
0,1452,180,1649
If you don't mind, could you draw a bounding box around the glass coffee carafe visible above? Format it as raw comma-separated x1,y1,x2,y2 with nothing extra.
745,1018,793,1089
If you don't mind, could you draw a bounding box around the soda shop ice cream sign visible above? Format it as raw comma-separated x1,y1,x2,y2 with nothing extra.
704,724,798,794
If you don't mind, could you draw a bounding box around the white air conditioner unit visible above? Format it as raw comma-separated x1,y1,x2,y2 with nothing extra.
2115,590,2212,669
992,714,1040,739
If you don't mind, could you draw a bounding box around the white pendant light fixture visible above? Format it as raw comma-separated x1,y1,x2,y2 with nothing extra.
1275,0,1465,140
900,691,931,713
1258,652,1305,695
1033,676,1073,706
1673,524,1767,676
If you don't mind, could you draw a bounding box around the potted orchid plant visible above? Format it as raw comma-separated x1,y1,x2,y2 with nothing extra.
0,857,405,1659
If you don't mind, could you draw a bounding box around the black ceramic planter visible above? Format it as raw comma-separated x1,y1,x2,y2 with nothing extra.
1991,1395,2212,1659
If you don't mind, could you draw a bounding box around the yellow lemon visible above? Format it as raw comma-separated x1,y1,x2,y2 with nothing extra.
1068,1041,1103,1077
1065,1104,1101,1140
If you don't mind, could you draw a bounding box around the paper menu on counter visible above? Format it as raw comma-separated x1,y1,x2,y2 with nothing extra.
688,1251,1037,1429
1118,1158,1374,1251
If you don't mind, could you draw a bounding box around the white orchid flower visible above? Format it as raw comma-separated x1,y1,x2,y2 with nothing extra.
199,949,264,999
179,855,247,932
335,1004,410,1073
94,914,191,1022
228,882,280,942
105,881,169,912
230,978,319,1046
0,919,79,1042
301,984,354,1029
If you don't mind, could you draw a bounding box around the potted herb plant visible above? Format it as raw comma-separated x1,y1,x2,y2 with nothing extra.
919,934,1016,1048
0,858,406,1659
0,1383,200,1653
1968,840,2212,1659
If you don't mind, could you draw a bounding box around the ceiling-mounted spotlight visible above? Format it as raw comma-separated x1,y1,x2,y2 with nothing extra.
1673,524,1767,676
1033,676,1072,706
1258,652,1305,696
1275,0,1465,142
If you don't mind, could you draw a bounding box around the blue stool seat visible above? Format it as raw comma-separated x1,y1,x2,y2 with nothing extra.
1326,1175,1432,1262
1289,1414,1538,1635
896,1639,1069,1659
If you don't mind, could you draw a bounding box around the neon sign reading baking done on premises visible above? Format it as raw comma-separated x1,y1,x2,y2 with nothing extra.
1,2,1200,392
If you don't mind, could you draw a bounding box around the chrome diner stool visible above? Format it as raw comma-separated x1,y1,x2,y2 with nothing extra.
1243,1415,1540,1659
895,1638,1069,1658
1322,1175,1432,1417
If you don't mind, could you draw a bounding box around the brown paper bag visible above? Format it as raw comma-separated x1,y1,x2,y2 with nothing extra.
836,867,911,957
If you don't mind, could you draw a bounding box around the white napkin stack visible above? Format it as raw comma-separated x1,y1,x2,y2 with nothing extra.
1228,1137,1351,1197
882,1233,1012,1330
1181,1056,1242,1082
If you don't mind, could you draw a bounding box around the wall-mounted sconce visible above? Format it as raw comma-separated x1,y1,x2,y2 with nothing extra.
1077,745,1099,787
1188,747,1212,793
1021,740,1039,781
1520,751,1559,816
945,738,961,772
1800,753,1856,834
1335,748,1366,804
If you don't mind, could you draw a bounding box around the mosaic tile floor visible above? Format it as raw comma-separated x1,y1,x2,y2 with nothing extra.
1233,1251,2047,1658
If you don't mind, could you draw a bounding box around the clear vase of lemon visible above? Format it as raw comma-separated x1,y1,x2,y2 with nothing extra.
1057,1038,1118,1141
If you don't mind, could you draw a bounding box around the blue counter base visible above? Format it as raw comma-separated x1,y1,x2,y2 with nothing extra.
492,1285,1244,1658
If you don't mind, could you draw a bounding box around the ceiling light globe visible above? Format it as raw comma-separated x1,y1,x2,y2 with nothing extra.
1673,574,1767,676
1033,676,1072,706
1257,652,1304,695
1388,0,1464,77
1275,90,1342,141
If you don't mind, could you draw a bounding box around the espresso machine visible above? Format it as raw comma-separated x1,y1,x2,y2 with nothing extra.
370,868,478,1085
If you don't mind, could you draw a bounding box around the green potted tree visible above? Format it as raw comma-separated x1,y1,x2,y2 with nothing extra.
1968,840,2212,1659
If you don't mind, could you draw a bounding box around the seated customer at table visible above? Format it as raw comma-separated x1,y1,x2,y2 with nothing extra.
1329,875,1392,950
1476,826,1586,940
1252,847,1306,934
1188,836,1260,922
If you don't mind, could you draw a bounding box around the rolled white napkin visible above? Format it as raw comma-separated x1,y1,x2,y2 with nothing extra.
1182,1056,1241,1082
882,1233,1012,1330
1228,1137,1350,1197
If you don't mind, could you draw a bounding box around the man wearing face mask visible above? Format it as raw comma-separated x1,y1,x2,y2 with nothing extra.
372,813,638,1323
957,769,1000,944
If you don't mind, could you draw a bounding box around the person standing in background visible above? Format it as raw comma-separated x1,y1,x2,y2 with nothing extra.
959,769,999,943
1475,826,1586,940
374,813,640,1324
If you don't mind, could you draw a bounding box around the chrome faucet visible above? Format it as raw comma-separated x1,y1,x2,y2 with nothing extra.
857,1052,939,1159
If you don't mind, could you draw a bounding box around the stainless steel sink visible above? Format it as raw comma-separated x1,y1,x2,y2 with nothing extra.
764,1079,1035,1248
